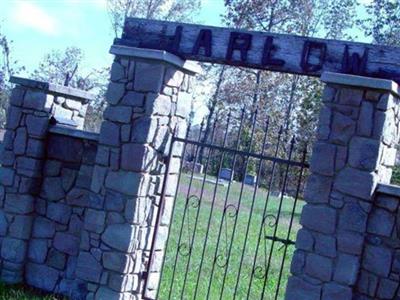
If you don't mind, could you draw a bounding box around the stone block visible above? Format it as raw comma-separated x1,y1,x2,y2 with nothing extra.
134,62,165,92
109,273,137,292
32,217,55,238
310,142,336,176
84,209,106,233
4,194,34,214
125,197,150,224
47,134,83,163
376,194,399,212
46,248,66,270
337,231,364,255
61,168,77,191
76,251,103,283
26,138,45,158
91,165,107,193
315,234,336,258
105,190,126,212
5,106,22,130
334,167,377,200
0,168,15,186
105,171,149,197
1,150,15,167
54,232,80,255
290,250,305,275
330,112,355,145
99,121,120,146
131,117,157,144
348,137,381,171
333,254,359,285
104,106,132,123
1,238,27,263
0,211,7,236
367,208,394,237
363,245,392,277
14,127,27,155
377,278,399,299
304,174,332,204
10,86,25,106
103,252,134,273
164,67,184,87
76,165,94,189
47,202,71,224
121,91,145,107
16,157,42,177
336,87,363,106
26,114,49,137
300,204,336,234
322,283,352,300
23,90,49,110
26,263,59,292
305,253,333,281
110,61,125,81
357,270,378,296
9,215,32,239
121,144,157,172
285,276,321,300
295,229,314,251
106,82,125,105
28,239,48,263
145,93,171,116
338,202,368,233
102,223,136,252
357,101,373,136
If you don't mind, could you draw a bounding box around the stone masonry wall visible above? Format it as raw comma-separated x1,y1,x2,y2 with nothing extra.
0,48,198,300
73,46,198,300
354,184,400,299
26,128,98,299
285,73,400,300
0,76,96,297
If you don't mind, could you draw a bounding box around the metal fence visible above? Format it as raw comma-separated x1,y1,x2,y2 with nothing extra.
146,109,309,300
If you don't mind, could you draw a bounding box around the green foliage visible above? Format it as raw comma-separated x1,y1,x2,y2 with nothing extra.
391,165,400,186
0,282,65,299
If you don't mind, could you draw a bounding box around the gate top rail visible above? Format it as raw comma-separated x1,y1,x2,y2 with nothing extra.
172,136,309,168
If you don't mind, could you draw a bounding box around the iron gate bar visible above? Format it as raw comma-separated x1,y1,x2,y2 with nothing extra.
192,111,232,299
232,117,269,299
274,147,307,299
246,126,283,298
261,136,296,299
179,120,219,299
165,120,206,300
147,111,310,300
171,137,309,168
218,110,258,300
205,108,247,300
142,123,190,300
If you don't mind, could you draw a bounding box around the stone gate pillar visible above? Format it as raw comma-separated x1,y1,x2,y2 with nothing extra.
0,77,92,283
286,72,400,299
75,46,200,300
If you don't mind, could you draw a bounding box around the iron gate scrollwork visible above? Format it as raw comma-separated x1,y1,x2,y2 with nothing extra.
144,109,309,300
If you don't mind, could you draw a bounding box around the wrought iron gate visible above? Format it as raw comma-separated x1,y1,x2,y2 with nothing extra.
145,109,309,300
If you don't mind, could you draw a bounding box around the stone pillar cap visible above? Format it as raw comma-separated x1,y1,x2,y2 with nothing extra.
321,72,400,97
10,76,96,103
109,45,202,75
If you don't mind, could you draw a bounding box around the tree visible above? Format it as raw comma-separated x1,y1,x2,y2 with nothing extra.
107,0,201,37
31,47,108,131
361,0,400,46
0,25,25,127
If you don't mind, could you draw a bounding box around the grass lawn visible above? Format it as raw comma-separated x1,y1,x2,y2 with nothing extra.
158,173,304,300
0,282,64,300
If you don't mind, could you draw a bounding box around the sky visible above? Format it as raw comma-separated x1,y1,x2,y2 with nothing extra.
0,0,225,76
